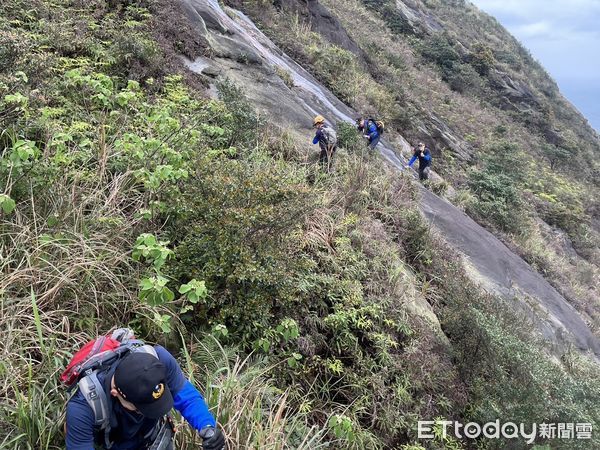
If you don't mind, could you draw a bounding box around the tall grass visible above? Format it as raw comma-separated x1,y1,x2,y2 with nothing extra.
176,335,330,449
0,180,332,448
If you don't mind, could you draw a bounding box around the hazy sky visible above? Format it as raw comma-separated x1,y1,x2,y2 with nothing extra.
469,0,600,132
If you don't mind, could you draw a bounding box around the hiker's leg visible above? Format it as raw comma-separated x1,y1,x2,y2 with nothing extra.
422,166,431,180
369,135,380,150
319,148,328,170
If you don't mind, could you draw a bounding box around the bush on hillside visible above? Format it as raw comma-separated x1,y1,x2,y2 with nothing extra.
336,121,363,152
417,34,461,74
464,141,531,233
445,62,483,94
467,169,527,233
469,43,495,76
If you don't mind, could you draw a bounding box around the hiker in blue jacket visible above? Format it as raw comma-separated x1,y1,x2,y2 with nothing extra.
356,118,380,150
408,142,432,180
65,347,225,450
312,115,337,172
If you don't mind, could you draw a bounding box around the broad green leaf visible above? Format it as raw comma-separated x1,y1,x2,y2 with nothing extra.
178,284,192,294
0,194,16,214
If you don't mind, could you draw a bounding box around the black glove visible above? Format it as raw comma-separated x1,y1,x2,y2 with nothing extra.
199,426,226,450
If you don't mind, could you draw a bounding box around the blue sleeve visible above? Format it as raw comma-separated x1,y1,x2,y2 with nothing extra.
423,150,431,161
408,155,417,167
173,381,216,431
155,346,216,431
65,395,96,450
155,346,186,393
312,130,320,145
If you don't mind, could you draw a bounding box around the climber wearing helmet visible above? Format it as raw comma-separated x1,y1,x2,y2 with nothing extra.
312,115,338,172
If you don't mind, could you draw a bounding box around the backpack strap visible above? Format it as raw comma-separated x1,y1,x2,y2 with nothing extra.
78,371,113,448
146,416,175,450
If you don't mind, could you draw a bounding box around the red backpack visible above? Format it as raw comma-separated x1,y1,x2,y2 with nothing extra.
61,328,158,448
61,328,138,387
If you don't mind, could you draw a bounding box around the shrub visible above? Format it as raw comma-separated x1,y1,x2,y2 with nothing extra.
362,0,414,35
446,62,483,94
542,144,571,170
469,43,495,75
464,141,532,232
467,169,526,233
418,34,461,73
216,78,264,148
310,44,361,104
336,121,363,152
275,66,294,88
166,152,313,339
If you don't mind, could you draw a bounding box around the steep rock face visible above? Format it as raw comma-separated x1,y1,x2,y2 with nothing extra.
417,114,473,162
274,0,365,57
488,69,539,111
181,0,263,63
176,0,600,359
419,188,600,357
395,0,443,34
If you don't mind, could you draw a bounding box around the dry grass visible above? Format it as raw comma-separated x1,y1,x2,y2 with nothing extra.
0,128,332,448
173,336,330,449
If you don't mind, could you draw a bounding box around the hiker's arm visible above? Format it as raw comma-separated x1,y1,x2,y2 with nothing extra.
312,130,321,145
65,398,95,450
408,155,417,167
423,150,431,161
156,346,216,431
173,381,216,430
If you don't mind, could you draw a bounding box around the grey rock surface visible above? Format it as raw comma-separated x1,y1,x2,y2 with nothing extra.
179,0,600,360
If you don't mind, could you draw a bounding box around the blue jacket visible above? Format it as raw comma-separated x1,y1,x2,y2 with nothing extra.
361,120,379,142
408,148,432,169
312,128,325,145
66,346,215,450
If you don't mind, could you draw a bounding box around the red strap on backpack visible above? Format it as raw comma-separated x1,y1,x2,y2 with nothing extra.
60,336,121,386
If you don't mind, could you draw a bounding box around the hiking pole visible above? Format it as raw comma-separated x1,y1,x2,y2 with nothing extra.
326,144,334,172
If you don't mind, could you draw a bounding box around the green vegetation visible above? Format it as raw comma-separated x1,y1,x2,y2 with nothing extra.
1,1,600,450
466,141,529,233
234,0,599,352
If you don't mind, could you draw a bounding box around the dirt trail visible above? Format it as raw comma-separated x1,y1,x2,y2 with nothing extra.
180,0,600,358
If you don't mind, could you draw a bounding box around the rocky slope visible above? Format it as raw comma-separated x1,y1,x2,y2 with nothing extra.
3,1,600,447
178,0,599,358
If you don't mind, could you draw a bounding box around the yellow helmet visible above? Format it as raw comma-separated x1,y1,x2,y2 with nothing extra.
313,115,325,126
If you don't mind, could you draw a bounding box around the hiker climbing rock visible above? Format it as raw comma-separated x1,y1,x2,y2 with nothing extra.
356,117,384,150
408,142,432,181
63,328,225,450
312,115,337,172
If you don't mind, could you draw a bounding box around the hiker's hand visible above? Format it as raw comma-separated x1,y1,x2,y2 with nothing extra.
200,426,226,450
420,151,424,157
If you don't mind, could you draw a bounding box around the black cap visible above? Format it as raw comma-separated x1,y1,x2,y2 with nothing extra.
114,352,173,419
